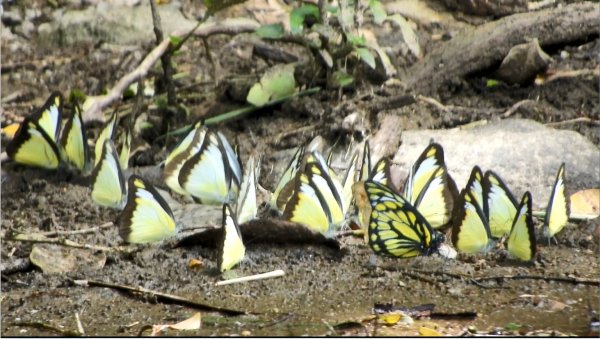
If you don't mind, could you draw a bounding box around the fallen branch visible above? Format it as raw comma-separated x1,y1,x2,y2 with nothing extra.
9,321,80,336
404,2,600,94
37,222,114,237
83,18,260,122
5,232,136,254
73,278,248,316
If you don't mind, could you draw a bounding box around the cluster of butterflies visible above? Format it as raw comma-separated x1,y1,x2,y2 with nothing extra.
5,92,571,270
5,92,254,272
351,143,570,262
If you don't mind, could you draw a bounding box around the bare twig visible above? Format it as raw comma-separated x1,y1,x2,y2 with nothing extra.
82,18,260,122
215,269,285,286
502,99,537,118
75,312,85,335
38,222,114,237
545,117,600,127
73,278,248,315
149,0,176,106
9,321,80,336
5,232,136,254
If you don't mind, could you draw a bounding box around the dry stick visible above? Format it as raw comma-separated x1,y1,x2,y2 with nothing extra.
82,18,260,122
215,269,286,286
546,117,600,127
502,99,537,118
9,321,80,337
149,0,176,106
37,222,114,237
6,233,135,254
74,278,248,316
75,312,85,336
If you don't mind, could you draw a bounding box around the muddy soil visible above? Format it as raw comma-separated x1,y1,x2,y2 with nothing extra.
1,0,599,336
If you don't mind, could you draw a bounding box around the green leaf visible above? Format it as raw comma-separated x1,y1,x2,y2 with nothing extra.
368,0,387,24
169,35,182,47
505,323,522,331
256,24,285,39
290,4,320,35
204,0,247,16
247,64,296,107
486,79,500,87
347,34,366,46
332,70,354,88
355,47,376,69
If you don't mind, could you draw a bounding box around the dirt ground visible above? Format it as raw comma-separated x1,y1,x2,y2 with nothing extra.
1,0,599,336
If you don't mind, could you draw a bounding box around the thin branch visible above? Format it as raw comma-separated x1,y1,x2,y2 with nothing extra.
73,278,248,316
82,18,260,122
149,0,177,106
9,322,80,336
545,117,600,127
37,222,114,237
5,232,136,254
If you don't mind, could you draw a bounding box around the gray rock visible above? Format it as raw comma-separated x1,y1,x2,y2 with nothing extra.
36,1,196,46
392,119,600,209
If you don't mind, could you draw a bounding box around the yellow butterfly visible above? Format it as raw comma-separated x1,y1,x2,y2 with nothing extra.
6,92,63,169
119,128,131,170
283,160,345,236
235,155,259,225
90,139,126,209
506,191,536,261
94,110,118,166
217,203,246,272
402,143,458,229
542,163,570,239
117,175,178,244
359,141,372,182
163,122,205,196
354,180,444,258
178,130,241,205
269,145,305,213
60,104,91,172
451,166,494,254
483,170,518,238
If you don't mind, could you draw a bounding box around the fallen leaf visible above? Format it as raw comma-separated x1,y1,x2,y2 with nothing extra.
151,312,201,336
570,189,600,219
379,313,401,325
419,326,442,336
188,258,204,269
29,244,106,273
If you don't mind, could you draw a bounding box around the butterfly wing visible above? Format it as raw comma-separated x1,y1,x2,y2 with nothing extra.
369,157,392,187
506,191,536,261
341,153,358,216
403,143,458,229
451,166,493,254
270,146,305,213
360,180,442,258
179,131,233,204
235,156,258,225
484,170,518,238
282,172,332,236
60,105,90,172
94,110,118,166
217,204,246,272
163,123,206,196
359,141,372,182
30,92,63,143
117,175,177,244
119,128,132,170
543,163,570,238
90,139,126,209
6,117,61,169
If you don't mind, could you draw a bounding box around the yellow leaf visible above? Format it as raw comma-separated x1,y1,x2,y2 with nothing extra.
379,313,401,325
188,258,204,269
570,189,600,218
419,326,442,336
